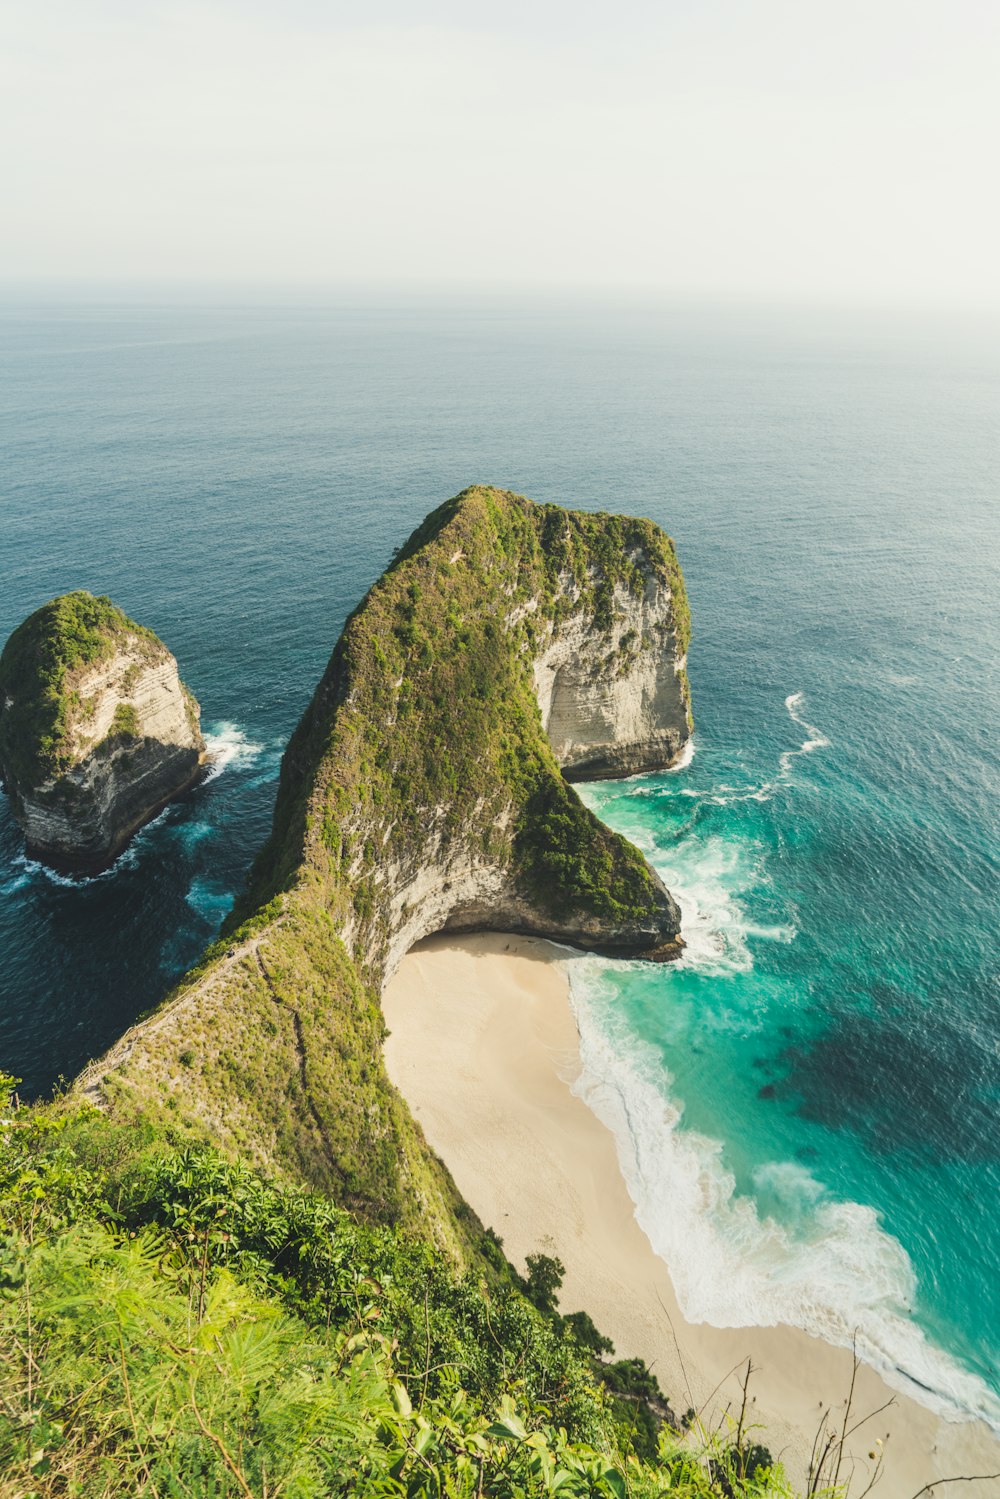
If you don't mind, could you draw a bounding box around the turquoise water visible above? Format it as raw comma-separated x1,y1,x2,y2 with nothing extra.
0,298,997,1426
575,693,1000,1427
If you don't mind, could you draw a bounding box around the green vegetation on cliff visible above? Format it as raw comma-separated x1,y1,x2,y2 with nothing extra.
0,494,861,1494
81,488,691,1252
0,591,163,790
247,486,690,967
0,1075,817,1499
108,701,140,740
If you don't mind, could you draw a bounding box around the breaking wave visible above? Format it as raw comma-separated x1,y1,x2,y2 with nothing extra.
11,841,142,889
567,961,1000,1432
569,692,1000,1432
619,692,828,808
7,720,271,888
202,722,267,780
779,691,830,774
669,737,697,772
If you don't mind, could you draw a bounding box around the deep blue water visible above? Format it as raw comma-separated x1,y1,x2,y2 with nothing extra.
1,298,997,1424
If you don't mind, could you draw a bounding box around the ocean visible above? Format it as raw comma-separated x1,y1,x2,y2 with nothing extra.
1,296,997,1429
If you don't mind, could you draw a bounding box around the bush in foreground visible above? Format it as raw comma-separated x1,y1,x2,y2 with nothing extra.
0,1077,831,1498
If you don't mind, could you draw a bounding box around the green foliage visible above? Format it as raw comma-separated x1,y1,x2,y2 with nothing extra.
118,1148,601,1432
108,702,139,740
0,591,162,789
515,774,661,924
0,503,844,1496
239,487,687,951
523,1252,567,1316
599,1360,663,1404
564,1311,615,1358
0,1112,814,1499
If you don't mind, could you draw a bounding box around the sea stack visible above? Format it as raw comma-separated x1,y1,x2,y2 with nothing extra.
0,591,206,872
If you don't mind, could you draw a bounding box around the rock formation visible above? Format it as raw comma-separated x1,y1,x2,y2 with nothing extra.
256,485,692,976
0,591,206,871
77,488,693,1246
534,571,691,780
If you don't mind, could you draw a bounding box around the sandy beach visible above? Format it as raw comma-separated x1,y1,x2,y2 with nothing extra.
384,933,1000,1499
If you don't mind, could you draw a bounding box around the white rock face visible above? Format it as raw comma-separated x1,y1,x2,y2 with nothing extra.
534,567,691,779
10,645,205,871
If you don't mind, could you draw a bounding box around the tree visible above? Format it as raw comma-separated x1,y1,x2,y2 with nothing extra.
524,1252,565,1315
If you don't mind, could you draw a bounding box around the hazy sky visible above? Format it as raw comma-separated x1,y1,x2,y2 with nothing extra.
3,0,998,304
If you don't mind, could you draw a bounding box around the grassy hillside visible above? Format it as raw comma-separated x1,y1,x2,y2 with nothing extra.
0,493,860,1494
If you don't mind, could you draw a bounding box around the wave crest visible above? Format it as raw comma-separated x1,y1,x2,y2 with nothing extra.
202,722,266,781
567,967,1000,1434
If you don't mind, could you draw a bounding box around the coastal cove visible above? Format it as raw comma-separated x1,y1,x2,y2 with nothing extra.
384,934,1000,1499
2,300,999,1489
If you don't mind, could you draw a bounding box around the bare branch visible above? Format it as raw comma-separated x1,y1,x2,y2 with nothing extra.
843,1396,896,1441
909,1475,1000,1499
654,1286,696,1416
833,1340,861,1491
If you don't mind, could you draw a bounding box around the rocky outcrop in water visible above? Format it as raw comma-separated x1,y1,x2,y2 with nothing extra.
0,592,206,871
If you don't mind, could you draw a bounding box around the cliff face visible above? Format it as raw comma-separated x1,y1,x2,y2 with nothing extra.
253,486,692,980
534,570,691,781
0,592,206,871
77,489,692,1253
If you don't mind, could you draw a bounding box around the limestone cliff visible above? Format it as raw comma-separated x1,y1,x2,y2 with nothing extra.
76,489,692,1254
251,486,692,976
0,592,206,871
534,571,691,780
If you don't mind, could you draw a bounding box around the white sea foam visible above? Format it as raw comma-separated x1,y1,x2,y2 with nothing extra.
569,698,998,1431
134,805,172,839
779,691,830,770
4,722,269,889
15,857,97,888
649,832,770,974
620,737,697,785
12,842,141,889
617,693,828,809
567,964,1000,1432
566,692,1000,1429
18,806,173,886
669,737,697,772
185,876,235,923
202,722,267,781
725,692,829,804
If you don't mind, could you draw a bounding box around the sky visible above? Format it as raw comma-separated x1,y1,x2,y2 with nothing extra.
2,0,998,306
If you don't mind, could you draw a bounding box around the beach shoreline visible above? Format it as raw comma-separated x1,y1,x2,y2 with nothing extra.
383,933,1000,1499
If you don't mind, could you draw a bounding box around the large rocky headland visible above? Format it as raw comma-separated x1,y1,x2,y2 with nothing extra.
0,591,206,872
76,485,693,1249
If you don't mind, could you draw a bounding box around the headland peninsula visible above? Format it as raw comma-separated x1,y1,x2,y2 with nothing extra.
1,487,997,1498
